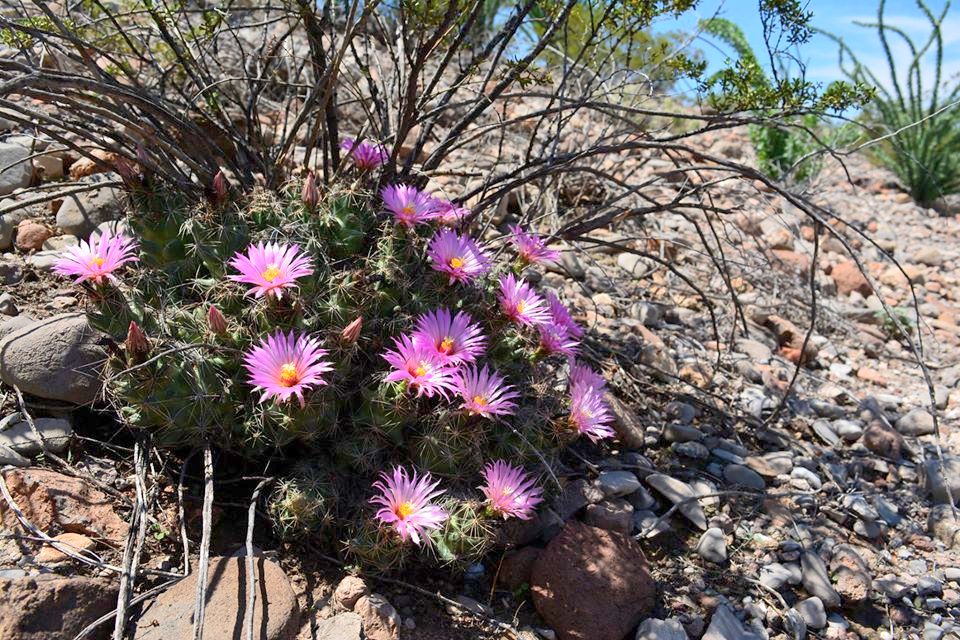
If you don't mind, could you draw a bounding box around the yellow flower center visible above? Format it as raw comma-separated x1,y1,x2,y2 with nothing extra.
439,337,455,354
516,300,526,315
278,363,300,387
402,204,415,217
395,502,415,519
411,362,427,377
262,264,281,282
449,256,464,269
90,256,106,267
473,395,487,406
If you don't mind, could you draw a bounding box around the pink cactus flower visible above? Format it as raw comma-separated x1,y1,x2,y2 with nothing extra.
412,308,487,366
382,334,455,399
497,274,551,326
568,359,606,393
545,291,584,338
227,242,314,299
568,383,614,442
453,364,519,418
382,185,438,227
480,460,543,520
53,229,138,285
243,330,334,407
371,466,448,546
426,229,491,284
340,137,389,171
537,322,580,356
508,224,560,265
434,199,470,226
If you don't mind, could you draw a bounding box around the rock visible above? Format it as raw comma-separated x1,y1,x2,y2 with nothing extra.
914,246,943,266
636,325,678,379
0,443,28,467
555,478,604,520
0,143,32,195
812,419,840,446
635,617,688,640
662,423,702,443
801,552,841,608
584,499,633,534
0,206,32,250
333,575,369,610
628,301,662,327
14,220,51,253
0,574,118,640
499,547,541,590
696,528,728,563
314,612,362,640
759,562,795,590
830,261,872,296
354,594,400,640
702,604,764,640
862,420,905,459
745,452,793,477
0,468,128,543
673,441,709,459
0,257,23,285
36,532,96,563
531,521,655,640
920,456,960,505
32,154,63,181
722,464,765,491
448,595,492,617
596,471,640,498
896,408,935,436
734,339,773,362
0,293,17,316
833,419,863,442
0,313,106,404
795,596,827,629
928,504,960,548
135,556,299,639
55,184,125,237
606,394,645,449
0,413,72,455
0,314,33,341
645,473,707,530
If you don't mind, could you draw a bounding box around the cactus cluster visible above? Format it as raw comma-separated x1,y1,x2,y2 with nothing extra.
61,144,615,568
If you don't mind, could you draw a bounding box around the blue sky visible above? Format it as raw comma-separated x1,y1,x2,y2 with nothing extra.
657,0,957,95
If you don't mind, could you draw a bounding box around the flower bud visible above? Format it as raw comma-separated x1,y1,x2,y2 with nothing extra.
301,172,319,210
340,316,362,344
211,169,228,204
207,305,228,335
125,321,149,365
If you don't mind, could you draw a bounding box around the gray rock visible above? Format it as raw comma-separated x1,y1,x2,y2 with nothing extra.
0,442,28,467
801,552,841,608
626,485,657,511
596,471,641,498
920,456,960,505
0,413,72,454
722,464,765,491
0,257,23,285
0,293,17,316
0,315,33,342
812,419,840,446
672,441,709,459
634,510,670,538
790,466,822,491
0,313,105,404
645,473,707,530
896,408,935,436
0,143,32,196
734,339,772,362
557,252,585,280
314,612,362,640
696,528,727,563
662,423,702,443
702,604,764,640
794,596,827,628
27,250,60,271
0,205,31,251
555,478,604,520
745,451,793,477
759,562,794,590
711,448,745,465
55,184,125,237
917,576,943,597
928,504,960,548
635,617,688,640
584,499,634,534
781,608,807,639
629,301,662,327
833,419,863,442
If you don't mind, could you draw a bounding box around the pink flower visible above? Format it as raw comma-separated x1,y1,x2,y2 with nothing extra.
497,274,551,326
371,466,448,546
568,383,614,442
545,291,583,338
434,199,470,226
538,322,580,356
243,330,334,407
382,334,455,398
568,359,606,393
382,185,438,227
426,229,491,284
453,364,519,418
412,308,486,366
53,229,138,285
480,460,543,520
227,242,314,299
340,137,389,170
509,224,560,265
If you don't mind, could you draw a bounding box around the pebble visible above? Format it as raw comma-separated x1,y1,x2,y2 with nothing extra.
672,441,709,459
662,423,702,443
896,408,935,436
696,528,728,563
722,464,765,491
596,471,641,498
0,413,72,454
790,467,822,490
645,474,707,530
635,617,688,640
833,419,864,442
795,596,827,628
0,293,17,316
812,419,840,446
801,552,841,608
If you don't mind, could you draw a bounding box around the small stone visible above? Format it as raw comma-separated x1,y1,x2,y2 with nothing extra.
663,423,702,443
702,604,764,640
920,456,960,505
0,443,28,467
36,532,96,564
0,414,72,455
0,293,16,316
862,420,905,459
672,441,709,459
812,419,840,446
790,467,822,491
355,594,401,640
795,596,827,629
633,510,670,538
801,552,841,608
759,563,794,590
315,612,362,640
32,154,63,181
584,499,633,534
833,419,863,442
596,471,641,498
696,528,728,563
745,451,793,477
928,504,960,548
896,408,935,436
918,576,944,597
723,464,765,491
555,478,604,520
645,473,707,530
0,144,32,196
635,617,688,640
334,575,369,610
830,261,872,296
14,220,51,253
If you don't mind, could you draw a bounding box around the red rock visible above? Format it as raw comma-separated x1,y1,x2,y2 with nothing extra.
856,367,888,387
862,420,904,459
0,574,118,640
770,249,812,274
531,521,655,640
333,575,369,610
14,220,51,253
498,546,541,590
830,261,872,296
36,532,96,564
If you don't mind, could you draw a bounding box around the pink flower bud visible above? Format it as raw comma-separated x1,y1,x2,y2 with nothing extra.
207,305,228,335
125,321,149,364
340,316,362,344
211,169,228,204
301,172,319,210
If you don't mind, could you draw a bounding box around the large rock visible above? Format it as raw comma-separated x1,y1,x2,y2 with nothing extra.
0,143,32,196
314,612,362,640
134,556,300,640
0,313,106,404
0,413,72,455
55,183,125,237
0,574,119,640
531,521,655,640
920,456,960,505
